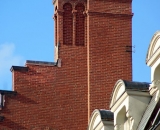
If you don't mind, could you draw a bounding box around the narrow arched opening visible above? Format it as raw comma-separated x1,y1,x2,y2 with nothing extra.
75,3,85,46
63,3,73,45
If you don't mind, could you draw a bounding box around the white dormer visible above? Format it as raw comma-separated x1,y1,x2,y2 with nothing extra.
110,80,151,130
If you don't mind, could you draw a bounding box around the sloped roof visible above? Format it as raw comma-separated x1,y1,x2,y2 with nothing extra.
99,109,114,121
123,80,150,91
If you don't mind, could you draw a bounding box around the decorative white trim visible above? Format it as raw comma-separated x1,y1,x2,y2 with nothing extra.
149,87,158,96
110,80,125,109
110,92,128,112
146,31,160,66
127,91,150,97
88,112,100,130
155,90,159,102
129,117,134,130
147,48,160,66
88,109,114,130
137,93,158,130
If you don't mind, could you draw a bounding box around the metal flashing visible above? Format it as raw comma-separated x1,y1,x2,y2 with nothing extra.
10,66,28,72
26,60,57,66
99,109,114,121
0,90,17,95
123,80,150,91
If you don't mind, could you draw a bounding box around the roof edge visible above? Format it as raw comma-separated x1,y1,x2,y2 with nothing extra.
26,60,57,66
10,66,28,72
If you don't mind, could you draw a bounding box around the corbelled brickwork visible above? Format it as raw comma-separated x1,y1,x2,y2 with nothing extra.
0,0,132,129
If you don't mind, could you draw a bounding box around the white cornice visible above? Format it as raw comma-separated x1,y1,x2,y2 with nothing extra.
146,31,160,66
110,80,125,109
147,48,160,66
126,90,150,97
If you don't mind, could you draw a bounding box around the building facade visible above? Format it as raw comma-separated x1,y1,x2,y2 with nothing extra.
0,0,132,129
88,31,160,130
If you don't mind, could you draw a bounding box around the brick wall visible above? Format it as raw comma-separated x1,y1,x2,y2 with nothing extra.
87,0,132,116
0,0,132,129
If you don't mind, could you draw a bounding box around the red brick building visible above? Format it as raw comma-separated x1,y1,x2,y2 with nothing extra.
0,0,132,129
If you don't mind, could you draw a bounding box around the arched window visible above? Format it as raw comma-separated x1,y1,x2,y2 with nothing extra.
63,3,73,45
75,3,85,46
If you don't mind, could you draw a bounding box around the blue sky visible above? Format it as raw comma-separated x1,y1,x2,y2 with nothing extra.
0,0,160,90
